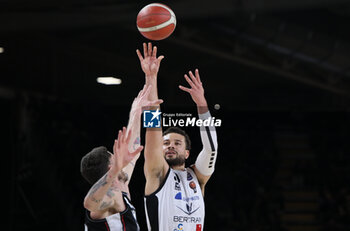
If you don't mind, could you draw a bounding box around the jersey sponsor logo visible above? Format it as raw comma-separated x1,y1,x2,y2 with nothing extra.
173,215,202,223
143,109,161,128
175,192,199,202
173,223,184,231
175,192,182,200
183,196,200,202
177,202,200,215
189,181,197,193
187,172,193,181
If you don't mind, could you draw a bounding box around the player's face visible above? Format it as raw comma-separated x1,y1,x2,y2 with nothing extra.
163,133,189,167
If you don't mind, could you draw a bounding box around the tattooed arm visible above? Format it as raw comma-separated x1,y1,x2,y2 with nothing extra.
122,98,142,188
84,129,143,212
84,86,160,212
84,168,122,212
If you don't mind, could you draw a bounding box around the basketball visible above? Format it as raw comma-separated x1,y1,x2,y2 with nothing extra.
136,3,176,41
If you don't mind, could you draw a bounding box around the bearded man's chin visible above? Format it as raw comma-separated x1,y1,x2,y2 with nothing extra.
166,157,185,167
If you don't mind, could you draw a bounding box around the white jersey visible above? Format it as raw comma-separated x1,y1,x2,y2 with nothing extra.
144,167,205,231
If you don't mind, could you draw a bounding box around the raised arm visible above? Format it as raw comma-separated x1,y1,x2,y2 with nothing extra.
136,43,169,195
84,128,143,212
136,42,164,101
123,85,163,187
179,69,218,192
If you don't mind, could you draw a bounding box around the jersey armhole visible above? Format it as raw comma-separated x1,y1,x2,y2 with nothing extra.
144,167,171,198
85,209,107,223
119,193,132,215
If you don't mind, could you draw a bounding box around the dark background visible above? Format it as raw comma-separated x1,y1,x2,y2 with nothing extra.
1,0,350,230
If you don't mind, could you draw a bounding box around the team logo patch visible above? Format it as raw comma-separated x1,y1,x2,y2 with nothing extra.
176,202,200,215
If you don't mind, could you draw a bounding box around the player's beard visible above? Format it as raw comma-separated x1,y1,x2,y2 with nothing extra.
165,154,186,167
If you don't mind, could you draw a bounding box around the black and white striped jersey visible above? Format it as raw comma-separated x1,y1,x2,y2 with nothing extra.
84,192,139,231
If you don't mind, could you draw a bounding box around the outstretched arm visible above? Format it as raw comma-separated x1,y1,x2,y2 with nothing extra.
136,42,164,102
179,69,218,192
136,43,169,195
123,85,163,187
84,128,143,212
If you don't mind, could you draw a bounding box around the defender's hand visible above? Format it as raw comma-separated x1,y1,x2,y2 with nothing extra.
110,127,144,173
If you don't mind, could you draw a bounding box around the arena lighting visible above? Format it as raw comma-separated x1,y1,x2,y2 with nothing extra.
96,77,122,85
0,47,4,53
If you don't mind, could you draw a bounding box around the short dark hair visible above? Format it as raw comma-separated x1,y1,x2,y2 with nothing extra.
163,127,191,150
80,146,111,185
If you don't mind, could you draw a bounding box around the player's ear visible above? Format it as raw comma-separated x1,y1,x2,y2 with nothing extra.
185,150,190,159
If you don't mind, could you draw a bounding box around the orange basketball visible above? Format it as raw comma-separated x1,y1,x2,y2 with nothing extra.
136,3,176,41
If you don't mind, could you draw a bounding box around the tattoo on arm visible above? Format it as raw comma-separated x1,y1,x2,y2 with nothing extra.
132,136,140,151
99,200,113,210
106,188,115,198
87,174,114,204
107,181,122,197
87,175,108,196
90,197,102,203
